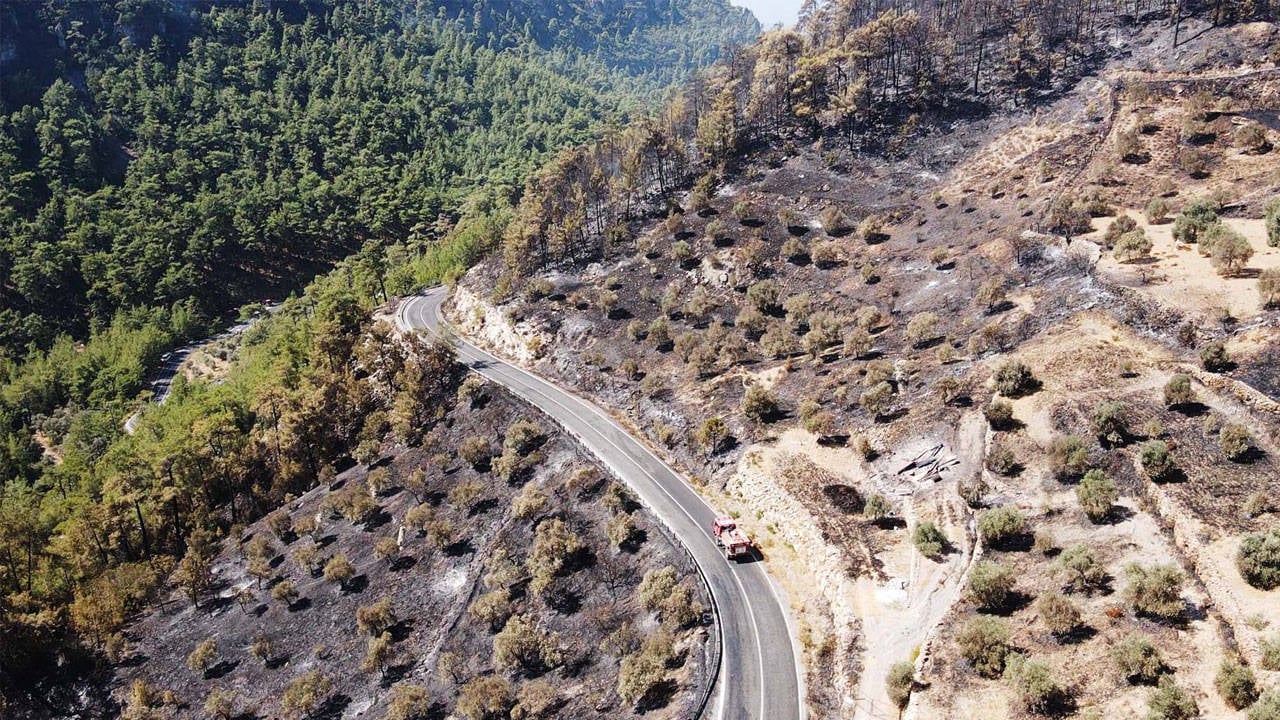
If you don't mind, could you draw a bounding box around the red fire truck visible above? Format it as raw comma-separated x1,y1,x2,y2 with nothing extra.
712,515,753,560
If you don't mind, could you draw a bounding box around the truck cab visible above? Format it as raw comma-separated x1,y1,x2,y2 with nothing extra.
712,515,753,560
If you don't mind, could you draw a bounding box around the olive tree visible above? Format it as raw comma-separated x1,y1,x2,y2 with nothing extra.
1201,340,1231,371
618,632,673,708
1163,374,1195,408
355,597,396,636
1004,653,1067,715
1036,593,1082,637
978,506,1026,547
863,494,894,525
1211,227,1254,276
993,360,1037,397
1220,423,1255,461
386,684,431,720
1260,269,1280,308
323,553,355,590
1112,633,1166,684
1216,659,1259,710
984,399,1015,430
1236,527,1280,590
1124,563,1185,621
741,384,779,423
695,417,729,455
912,522,947,559
967,561,1016,611
456,676,513,720
1049,435,1089,480
1115,229,1154,262
861,382,895,421
886,661,915,711
1145,197,1171,224
1139,440,1176,482
1172,199,1218,244
1056,544,1109,595
904,312,940,347
957,616,1011,678
187,638,218,677
493,614,563,673
280,671,333,720
1091,401,1128,446
1077,470,1118,523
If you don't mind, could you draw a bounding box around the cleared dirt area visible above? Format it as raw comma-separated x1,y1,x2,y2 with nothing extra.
911,312,1279,717
1094,211,1280,318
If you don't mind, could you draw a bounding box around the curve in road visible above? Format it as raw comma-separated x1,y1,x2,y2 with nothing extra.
397,288,804,720
124,306,279,434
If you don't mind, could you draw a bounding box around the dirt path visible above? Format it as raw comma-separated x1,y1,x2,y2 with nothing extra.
853,412,984,720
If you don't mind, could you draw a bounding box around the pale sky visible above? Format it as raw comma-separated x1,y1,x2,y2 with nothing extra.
732,0,803,28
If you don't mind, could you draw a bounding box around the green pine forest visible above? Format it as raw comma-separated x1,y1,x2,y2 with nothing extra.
0,0,755,709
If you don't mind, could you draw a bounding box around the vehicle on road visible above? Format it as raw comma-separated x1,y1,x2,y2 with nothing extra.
712,515,753,560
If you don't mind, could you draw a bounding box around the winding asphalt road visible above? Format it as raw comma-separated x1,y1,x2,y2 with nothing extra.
396,287,804,720
124,306,278,434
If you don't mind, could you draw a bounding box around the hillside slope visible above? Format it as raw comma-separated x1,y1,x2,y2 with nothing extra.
446,11,1280,719
108,382,711,720
0,0,756,358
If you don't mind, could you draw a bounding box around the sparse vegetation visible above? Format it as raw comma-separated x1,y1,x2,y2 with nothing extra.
1250,691,1280,720
1263,635,1280,671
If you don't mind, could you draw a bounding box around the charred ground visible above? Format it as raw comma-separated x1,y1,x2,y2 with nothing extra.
110,383,712,720
449,17,1280,720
